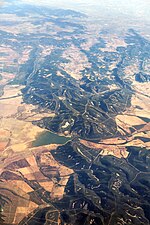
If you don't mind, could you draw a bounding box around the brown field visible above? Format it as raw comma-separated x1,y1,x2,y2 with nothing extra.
80,82,150,158
0,9,149,224
61,44,91,80
0,84,73,224
0,143,73,224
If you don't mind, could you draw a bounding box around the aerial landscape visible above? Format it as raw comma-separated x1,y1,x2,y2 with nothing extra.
0,0,150,224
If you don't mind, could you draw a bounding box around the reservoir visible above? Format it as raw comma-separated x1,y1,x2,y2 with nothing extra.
32,131,71,147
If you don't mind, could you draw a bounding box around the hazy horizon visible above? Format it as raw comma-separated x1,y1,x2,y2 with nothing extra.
16,0,150,21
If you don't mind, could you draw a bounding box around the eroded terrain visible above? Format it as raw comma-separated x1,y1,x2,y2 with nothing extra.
0,2,150,225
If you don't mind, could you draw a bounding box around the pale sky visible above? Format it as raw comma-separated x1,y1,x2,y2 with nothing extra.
18,0,150,20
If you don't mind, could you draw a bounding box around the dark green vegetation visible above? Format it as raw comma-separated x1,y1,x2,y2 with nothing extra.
18,142,150,225
21,21,150,225
0,3,150,225
22,28,150,141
